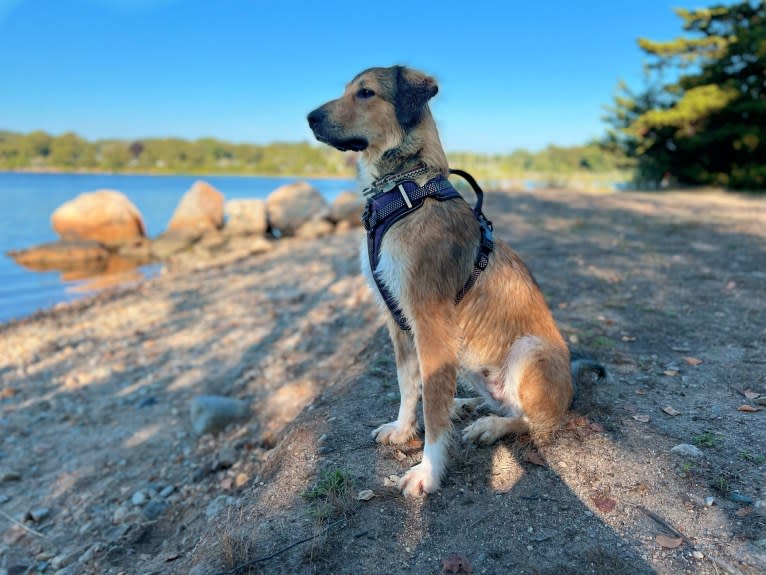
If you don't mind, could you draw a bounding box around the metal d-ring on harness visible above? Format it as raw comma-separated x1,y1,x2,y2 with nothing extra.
362,168,494,331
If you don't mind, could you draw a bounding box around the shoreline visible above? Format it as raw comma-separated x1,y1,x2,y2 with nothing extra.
0,167,355,180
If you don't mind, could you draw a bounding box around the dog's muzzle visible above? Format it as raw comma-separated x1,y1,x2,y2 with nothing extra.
307,107,368,152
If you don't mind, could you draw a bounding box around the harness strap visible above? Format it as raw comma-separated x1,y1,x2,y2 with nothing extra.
363,171,494,331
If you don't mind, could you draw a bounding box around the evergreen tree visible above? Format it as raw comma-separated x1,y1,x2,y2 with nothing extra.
605,1,765,190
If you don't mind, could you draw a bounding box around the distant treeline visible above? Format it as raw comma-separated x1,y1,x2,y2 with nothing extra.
0,130,625,181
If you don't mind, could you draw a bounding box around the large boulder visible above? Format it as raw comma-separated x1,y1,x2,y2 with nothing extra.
51,190,146,247
328,191,364,226
224,198,268,236
165,181,224,237
266,181,327,236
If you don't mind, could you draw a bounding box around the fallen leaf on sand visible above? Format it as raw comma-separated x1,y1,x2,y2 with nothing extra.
357,489,375,501
404,438,424,450
621,335,636,342
655,535,684,549
664,370,679,376
737,404,761,412
524,450,546,467
683,357,702,366
592,495,617,513
440,553,473,575
741,389,760,400
755,396,766,406
633,415,650,423
662,406,681,416
735,506,752,518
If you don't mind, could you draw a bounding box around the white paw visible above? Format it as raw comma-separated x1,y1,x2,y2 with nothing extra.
371,420,416,445
462,417,504,445
398,462,440,497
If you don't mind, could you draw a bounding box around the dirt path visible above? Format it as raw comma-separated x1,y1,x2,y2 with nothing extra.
1,188,764,574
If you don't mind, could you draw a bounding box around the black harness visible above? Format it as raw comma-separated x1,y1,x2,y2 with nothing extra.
362,168,494,331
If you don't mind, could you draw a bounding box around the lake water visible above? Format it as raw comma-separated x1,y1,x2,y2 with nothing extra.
0,172,354,324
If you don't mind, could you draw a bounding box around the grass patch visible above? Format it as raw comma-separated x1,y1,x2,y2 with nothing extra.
740,451,766,465
590,336,616,349
302,469,355,520
219,508,258,573
693,431,719,448
713,474,731,496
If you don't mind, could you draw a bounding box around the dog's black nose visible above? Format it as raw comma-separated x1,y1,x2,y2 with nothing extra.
307,108,325,130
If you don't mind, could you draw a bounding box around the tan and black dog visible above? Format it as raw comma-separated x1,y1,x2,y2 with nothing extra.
308,66,601,496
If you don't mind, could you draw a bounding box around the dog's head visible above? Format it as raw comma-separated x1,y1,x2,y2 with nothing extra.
307,66,439,158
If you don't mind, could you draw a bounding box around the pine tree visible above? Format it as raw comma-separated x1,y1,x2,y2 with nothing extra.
605,1,765,190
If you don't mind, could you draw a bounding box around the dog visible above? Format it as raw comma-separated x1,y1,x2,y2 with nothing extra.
308,65,603,496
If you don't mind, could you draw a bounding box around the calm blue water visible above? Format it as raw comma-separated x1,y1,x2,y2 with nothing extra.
0,172,354,324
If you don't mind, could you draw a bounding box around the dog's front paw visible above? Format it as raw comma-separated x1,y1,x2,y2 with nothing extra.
398,462,440,497
371,420,417,445
462,416,505,445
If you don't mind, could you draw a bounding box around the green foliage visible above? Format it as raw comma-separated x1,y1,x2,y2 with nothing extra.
302,469,354,520
604,1,766,190
0,129,625,184
0,131,352,176
693,431,719,448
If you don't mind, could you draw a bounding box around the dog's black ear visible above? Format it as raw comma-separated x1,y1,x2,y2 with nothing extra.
394,66,439,129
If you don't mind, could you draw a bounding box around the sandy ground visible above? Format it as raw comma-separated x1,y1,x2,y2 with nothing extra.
1,188,764,575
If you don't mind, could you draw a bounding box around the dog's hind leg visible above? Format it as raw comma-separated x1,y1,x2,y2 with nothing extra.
462,415,529,444
450,396,483,420
372,321,421,445
398,306,459,496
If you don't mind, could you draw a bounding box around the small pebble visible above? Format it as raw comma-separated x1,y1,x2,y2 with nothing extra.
131,490,148,506
26,507,50,522
142,500,169,521
692,551,704,560
727,492,754,504
159,485,175,498
704,496,716,507
0,470,21,482
670,444,704,459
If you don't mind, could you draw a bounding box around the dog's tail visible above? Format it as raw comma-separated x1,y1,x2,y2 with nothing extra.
570,351,607,395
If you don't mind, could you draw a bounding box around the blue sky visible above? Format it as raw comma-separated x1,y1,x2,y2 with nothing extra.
0,0,707,153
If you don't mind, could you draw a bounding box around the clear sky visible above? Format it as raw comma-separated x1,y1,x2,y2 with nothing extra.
0,0,707,153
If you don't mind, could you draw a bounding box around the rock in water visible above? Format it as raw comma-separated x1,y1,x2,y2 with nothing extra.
224,199,268,236
51,190,146,247
165,181,225,237
266,181,327,236
295,218,335,240
328,191,364,226
190,396,250,435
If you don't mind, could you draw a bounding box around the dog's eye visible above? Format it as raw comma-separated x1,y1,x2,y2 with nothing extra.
357,88,375,99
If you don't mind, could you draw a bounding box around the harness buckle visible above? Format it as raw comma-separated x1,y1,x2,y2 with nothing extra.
478,216,494,252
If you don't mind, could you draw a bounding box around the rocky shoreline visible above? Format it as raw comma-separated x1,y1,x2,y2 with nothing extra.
6,178,365,286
